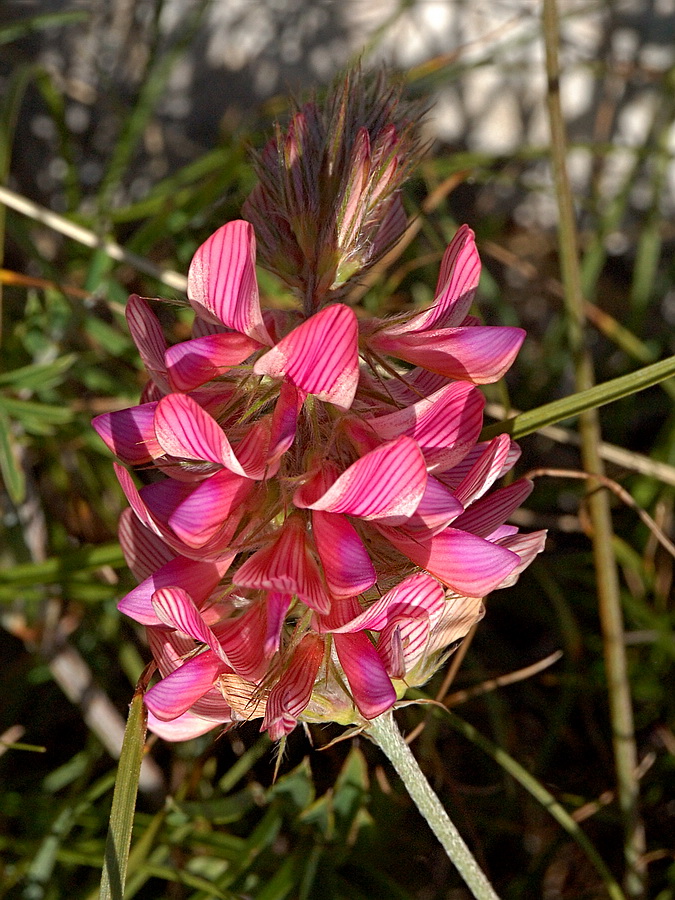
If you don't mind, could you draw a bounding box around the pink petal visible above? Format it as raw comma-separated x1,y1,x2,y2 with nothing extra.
166,332,261,391
254,304,359,410
376,525,520,597
489,529,547,589
370,326,526,384
151,586,231,665
145,651,226,721
450,434,515,505
146,708,229,741
234,516,331,614
126,295,170,392
451,478,534,537
311,510,377,598
92,403,162,465
331,572,444,634
437,438,521,486
262,634,324,740
187,220,272,345
378,616,431,678
114,462,164,538
154,393,248,476
167,468,253,548
405,476,463,535
267,383,303,468
118,507,176,581
147,625,196,677
119,553,233,625
264,592,292,656
214,602,271,680
366,382,484,472
333,632,396,719
295,436,426,521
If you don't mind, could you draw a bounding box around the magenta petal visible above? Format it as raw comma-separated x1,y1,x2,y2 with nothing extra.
92,403,161,465
119,554,233,625
333,632,396,719
126,295,170,392
254,304,359,410
154,393,247,475
151,586,230,664
118,507,176,582
267,383,303,467
166,332,261,391
262,634,324,740
264,592,292,656
145,651,226,721
331,572,444,633
452,434,514,506
234,516,331,614
312,510,377,598
214,603,270,680
406,476,464,534
296,436,427,521
451,478,534,538
167,469,253,548
187,220,272,345
377,525,520,597
371,326,526,384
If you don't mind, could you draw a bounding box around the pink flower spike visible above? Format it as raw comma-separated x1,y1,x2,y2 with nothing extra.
126,295,170,392
165,332,262,392
254,304,359,410
331,572,444,634
154,393,248,476
451,478,534,538
145,651,227,721
295,436,427,521
187,220,272,345
119,553,233,625
92,403,162,465
333,631,396,719
234,516,331,614
377,525,520,597
312,510,377,598
370,325,526,384
263,634,324,740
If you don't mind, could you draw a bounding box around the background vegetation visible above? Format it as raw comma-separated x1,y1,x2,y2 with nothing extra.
0,2,673,898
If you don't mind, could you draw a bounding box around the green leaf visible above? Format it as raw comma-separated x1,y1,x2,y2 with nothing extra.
0,542,125,586
0,354,76,391
481,354,675,441
0,11,89,46
99,681,149,900
0,406,25,504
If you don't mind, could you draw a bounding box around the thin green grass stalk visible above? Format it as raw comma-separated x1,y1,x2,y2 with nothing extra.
367,711,501,900
542,2,646,896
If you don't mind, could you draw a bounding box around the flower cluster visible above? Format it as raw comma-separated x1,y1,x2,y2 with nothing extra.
93,218,545,742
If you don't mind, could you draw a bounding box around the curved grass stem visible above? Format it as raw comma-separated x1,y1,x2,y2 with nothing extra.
366,711,501,900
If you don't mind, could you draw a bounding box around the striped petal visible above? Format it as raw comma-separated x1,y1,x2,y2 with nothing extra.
118,553,233,625
262,634,324,740
92,402,161,465
267,383,303,467
234,516,331,614
370,326,526,384
152,586,231,665
425,594,486,655
126,294,170,392
187,220,272,345
146,708,230,742
311,510,377,598
166,468,253,548
254,304,359,410
331,573,444,634
489,529,547,589
333,632,396,719
376,525,520,597
145,651,227,721
451,434,516,505
405,476,464,534
214,602,272,680
166,332,261,391
451,478,534,537
118,507,176,581
295,436,426,521
378,616,431,678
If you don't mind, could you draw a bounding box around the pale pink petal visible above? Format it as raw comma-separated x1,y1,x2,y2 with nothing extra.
126,295,170,392
187,220,272,345
166,332,261,391
426,594,486,655
167,468,253,548
151,586,231,665
234,516,331,614
146,708,229,741
145,651,226,721
376,525,520,597
370,326,526,384
378,616,431,678
451,479,534,537
333,632,396,719
331,573,444,634
254,304,359,410
367,382,484,472
118,508,176,581
262,634,324,740
154,393,248,476
295,436,426,521
118,553,233,625
311,511,376,598
489,529,547,589
92,403,162,465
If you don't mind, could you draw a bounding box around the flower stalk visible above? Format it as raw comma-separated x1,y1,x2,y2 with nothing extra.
366,711,501,900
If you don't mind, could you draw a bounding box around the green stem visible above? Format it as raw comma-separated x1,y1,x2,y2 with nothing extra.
542,2,646,896
366,711,501,900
